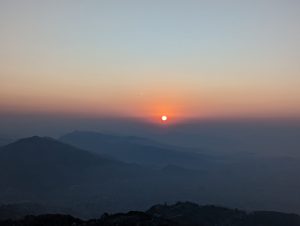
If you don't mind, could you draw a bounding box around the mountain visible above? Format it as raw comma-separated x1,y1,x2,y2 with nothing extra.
4,135,300,218
147,202,246,225
0,137,204,218
1,202,300,226
0,136,148,207
147,202,300,226
60,131,211,169
0,137,14,147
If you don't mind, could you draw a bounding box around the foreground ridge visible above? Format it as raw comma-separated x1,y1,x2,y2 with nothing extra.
1,202,300,226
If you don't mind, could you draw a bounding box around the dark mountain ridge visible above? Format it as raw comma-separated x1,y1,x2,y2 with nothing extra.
0,136,141,205
1,202,300,226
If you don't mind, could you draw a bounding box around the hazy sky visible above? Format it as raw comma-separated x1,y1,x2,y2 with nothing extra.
1,0,300,122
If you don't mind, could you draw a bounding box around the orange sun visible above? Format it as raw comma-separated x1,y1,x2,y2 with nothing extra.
161,115,168,122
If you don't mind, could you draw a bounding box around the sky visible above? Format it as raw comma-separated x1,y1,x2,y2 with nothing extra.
1,0,300,123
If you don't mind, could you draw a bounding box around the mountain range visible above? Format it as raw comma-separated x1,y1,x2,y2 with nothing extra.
60,130,211,169
1,131,300,218
0,136,203,218
1,202,300,226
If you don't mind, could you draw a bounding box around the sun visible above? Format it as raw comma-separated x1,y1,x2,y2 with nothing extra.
161,115,168,122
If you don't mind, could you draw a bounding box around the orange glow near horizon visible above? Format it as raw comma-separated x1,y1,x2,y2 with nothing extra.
1,1,300,122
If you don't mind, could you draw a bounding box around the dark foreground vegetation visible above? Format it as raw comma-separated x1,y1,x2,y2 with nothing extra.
1,202,300,226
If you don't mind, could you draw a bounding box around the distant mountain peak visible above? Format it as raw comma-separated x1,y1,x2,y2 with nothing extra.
3,136,67,149
16,135,53,141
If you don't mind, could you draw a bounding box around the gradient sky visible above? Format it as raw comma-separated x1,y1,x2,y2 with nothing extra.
1,0,300,122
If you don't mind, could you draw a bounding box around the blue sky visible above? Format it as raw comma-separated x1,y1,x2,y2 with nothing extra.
1,0,299,120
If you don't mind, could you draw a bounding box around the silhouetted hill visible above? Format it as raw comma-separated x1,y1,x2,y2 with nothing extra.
0,136,128,196
0,136,117,167
60,131,209,169
0,137,148,207
1,202,300,226
147,202,246,225
0,137,204,218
